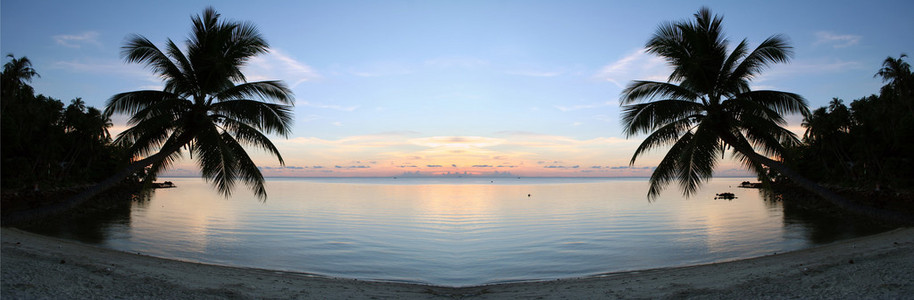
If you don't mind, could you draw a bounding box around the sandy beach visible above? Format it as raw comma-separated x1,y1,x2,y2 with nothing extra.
2,227,913,299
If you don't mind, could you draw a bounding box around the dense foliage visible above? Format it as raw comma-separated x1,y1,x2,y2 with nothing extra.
621,8,808,198
789,54,914,189
1,55,129,190
106,7,294,198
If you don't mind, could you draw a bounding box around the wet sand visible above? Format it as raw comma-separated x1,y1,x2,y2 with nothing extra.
2,227,913,299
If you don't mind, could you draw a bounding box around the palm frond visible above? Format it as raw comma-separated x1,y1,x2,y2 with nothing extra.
629,117,695,165
122,35,184,82
221,131,268,199
674,121,720,197
730,35,792,81
164,39,199,98
215,81,293,104
195,123,237,197
621,81,699,104
621,99,705,136
647,131,693,199
105,90,178,117
220,117,285,165
735,90,809,117
210,100,294,136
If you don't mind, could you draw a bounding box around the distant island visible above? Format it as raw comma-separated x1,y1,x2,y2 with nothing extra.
396,170,518,178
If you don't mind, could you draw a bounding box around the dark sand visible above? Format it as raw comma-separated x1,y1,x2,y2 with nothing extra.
2,227,913,299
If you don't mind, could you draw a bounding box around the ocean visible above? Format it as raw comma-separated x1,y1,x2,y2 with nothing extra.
28,177,887,286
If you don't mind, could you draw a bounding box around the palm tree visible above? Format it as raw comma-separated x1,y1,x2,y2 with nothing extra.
106,8,294,198
1,54,40,86
105,7,293,198
621,8,910,223
1,54,40,111
5,7,295,224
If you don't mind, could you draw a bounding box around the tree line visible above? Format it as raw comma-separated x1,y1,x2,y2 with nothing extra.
789,54,914,190
1,54,132,190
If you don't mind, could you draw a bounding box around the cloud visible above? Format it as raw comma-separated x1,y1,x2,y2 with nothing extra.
814,31,862,48
424,56,488,69
53,59,148,76
544,165,580,169
53,31,101,48
335,165,371,169
259,166,305,170
554,101,613,112
755,59,863,84
301,101,359,112
245,48,320,87
349,61,413,77
427,165,443,167
409,136,505,148
594,48,669,88
610,166,655,170
505,70,563,77
472,165,493,168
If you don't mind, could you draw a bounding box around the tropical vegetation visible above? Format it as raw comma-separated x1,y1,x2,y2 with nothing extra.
1,55,126,190
790,54,914,189
2,7,295,223
621,7,808,197
620,8,911,223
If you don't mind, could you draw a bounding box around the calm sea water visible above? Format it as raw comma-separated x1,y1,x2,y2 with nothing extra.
29,177,887,286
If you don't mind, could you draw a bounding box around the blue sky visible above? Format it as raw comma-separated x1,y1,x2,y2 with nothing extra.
3,0,912,177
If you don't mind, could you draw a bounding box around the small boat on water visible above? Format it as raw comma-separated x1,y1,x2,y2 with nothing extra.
715,192,736,200
738,181,762,188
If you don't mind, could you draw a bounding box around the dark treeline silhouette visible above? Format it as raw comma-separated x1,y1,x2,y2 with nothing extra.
1,54,133,190
788,54,914,190
623,8,913,224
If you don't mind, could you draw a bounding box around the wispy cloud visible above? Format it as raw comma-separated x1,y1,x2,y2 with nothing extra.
554,101,613,112
594,48,669,88
424,56,488,69
814,31,862,48
53,31,101,48
505,70,563,77
755,59,863,84
301,101,359,112
245,49,320,87
349,61,413,77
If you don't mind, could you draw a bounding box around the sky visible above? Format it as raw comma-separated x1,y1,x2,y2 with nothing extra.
2,0,912,177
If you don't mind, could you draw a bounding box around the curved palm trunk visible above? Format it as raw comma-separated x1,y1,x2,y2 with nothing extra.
2,135,192,226
723,135,914,225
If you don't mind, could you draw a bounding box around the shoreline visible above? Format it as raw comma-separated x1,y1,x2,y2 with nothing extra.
3,227,913,299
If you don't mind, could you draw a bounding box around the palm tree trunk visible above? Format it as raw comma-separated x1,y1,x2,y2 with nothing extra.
2,135,192,225
724,136,914,225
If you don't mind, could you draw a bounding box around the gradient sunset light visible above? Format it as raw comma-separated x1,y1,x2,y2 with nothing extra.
3,1,911,177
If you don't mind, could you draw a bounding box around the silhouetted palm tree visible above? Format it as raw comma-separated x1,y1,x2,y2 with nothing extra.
621,8,910,223
1,54,40,110
104,7,293,198
1,54,40,86
46,7,294,220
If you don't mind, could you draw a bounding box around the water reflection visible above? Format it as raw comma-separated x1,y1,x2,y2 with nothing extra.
24,190,151,244
759,189,891,244
21,177,894,286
